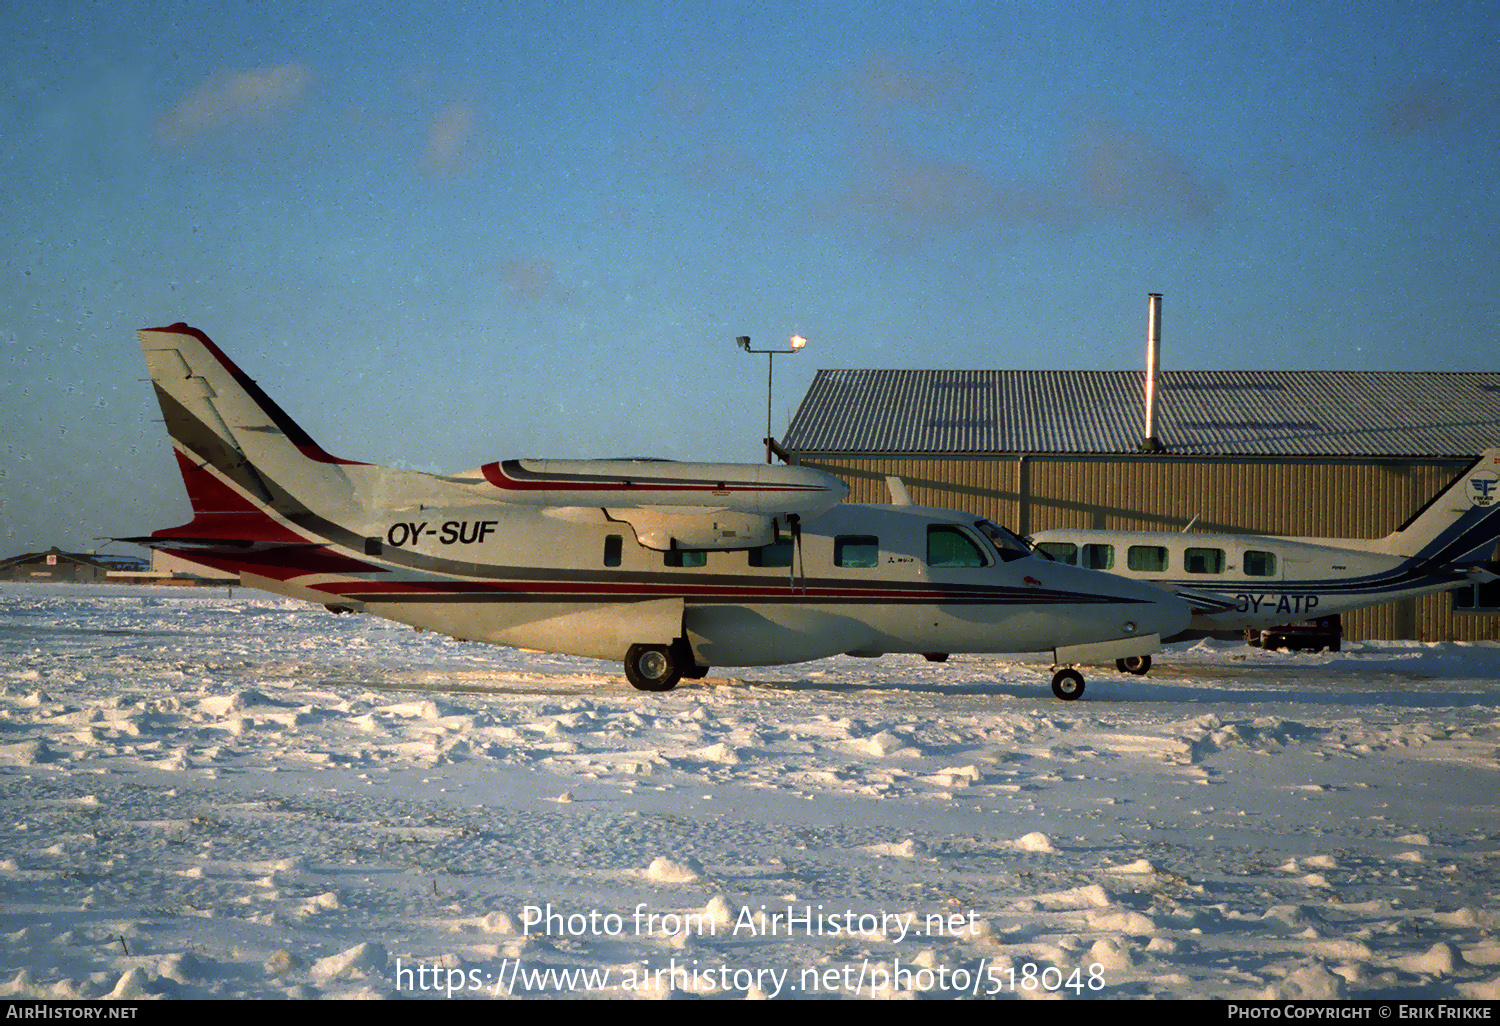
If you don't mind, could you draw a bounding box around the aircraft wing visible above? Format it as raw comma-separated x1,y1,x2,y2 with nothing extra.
474,459,846,514
115,511,323,555
115,535,321,554
469,458,849,550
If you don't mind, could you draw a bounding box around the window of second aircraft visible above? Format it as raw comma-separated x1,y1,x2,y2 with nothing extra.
1244,550,1277,577
1127,545,1168,572
1081,544,1115,570
1036,542,1077,564
1185,547,1225,574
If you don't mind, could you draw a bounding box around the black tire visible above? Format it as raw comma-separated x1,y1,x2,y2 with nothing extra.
1051,668,1085,701
1115,655,1152,676
624,644,681,692
922,652,950,663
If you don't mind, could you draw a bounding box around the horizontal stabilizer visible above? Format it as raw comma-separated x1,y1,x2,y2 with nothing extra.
116,535,321,554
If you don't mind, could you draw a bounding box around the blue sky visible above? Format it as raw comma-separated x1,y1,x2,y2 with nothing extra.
2,1,1497,555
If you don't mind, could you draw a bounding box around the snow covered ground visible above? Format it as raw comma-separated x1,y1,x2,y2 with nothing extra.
2,582,1498,1001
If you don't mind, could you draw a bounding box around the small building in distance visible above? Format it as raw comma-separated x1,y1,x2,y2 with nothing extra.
0,548,130,583
781,367,1500,642
0,548,236,585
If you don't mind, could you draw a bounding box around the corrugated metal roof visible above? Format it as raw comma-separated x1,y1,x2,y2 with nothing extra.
782,370,1500,457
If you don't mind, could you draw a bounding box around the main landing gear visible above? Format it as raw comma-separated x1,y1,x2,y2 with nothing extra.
1115,654,1152,675
623,640,707,692
1050,667,1085,701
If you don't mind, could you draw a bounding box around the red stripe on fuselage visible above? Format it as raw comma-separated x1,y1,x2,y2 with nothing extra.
479,462,819,494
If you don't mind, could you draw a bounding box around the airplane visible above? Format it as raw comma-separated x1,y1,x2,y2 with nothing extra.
124,323,1191,701
1027,449,1500,673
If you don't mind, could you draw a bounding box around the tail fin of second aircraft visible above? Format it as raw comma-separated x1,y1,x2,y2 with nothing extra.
1382,449,1500,566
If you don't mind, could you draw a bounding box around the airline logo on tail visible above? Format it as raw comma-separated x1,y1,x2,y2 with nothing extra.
1470,471,1499,507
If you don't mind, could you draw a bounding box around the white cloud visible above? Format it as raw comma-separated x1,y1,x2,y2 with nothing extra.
155,64,312,142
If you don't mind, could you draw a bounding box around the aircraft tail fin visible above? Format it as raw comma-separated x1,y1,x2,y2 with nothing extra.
138,323,363,525
1383,449,1500,565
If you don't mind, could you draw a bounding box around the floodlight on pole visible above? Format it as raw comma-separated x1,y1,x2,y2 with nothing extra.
737,334,808,464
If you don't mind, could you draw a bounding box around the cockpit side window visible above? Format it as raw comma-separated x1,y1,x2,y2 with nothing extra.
926,526,991,568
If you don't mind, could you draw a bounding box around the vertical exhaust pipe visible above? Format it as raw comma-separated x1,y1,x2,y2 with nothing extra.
1140,293,1165,453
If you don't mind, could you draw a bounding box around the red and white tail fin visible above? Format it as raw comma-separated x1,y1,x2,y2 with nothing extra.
139,323,365,525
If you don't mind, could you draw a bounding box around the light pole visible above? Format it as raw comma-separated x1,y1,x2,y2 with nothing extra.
737,334,807,463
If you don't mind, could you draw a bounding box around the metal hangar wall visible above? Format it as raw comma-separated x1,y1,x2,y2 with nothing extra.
781,368,1500,642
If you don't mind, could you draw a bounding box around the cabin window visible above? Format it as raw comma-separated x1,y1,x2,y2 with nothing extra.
665,549,707,567
750,541,794,567
1036,542,1077,564
834,535,879,568
364,537,383,556
927,526,990,568
1127,545,1169,572
604,535,623,567
1185,547,1225,574
1081,543,1115,570
1244,550,1277,577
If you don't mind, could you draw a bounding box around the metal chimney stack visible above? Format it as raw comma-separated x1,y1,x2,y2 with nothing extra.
1139,293,1165,453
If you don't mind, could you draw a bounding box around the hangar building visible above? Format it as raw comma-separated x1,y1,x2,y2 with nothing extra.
780,366,1500,642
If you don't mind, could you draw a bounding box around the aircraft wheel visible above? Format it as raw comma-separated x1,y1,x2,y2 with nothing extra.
1115,655,1151,675
1051,668,1085,701
922,652,949,663
624,644,681,692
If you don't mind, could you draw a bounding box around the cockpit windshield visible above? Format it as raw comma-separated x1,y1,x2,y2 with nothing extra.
973,519,1034,562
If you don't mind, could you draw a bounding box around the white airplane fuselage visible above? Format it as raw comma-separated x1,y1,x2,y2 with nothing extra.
129,323,1190,697
329,501,1184,667
1028,453,1500,633
1029,530,1450,630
